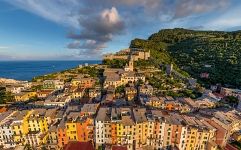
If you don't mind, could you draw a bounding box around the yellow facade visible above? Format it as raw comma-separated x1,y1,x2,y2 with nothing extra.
66,122,78,141
71,80,81,87
28,117,48,133
117,123,123,144
15,92,37,102
11,110,33,144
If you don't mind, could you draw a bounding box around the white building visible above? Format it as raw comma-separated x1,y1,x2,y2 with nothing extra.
0,111,16,149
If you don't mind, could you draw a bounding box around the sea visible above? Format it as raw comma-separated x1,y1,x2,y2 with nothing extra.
0,60,101,81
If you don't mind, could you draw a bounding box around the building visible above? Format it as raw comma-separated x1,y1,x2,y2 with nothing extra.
44,94,71,107
0,111,16,149
88,88,101,101
43,80,64,90
80,104,99,116
11,110,32,145
64,141,95,150
103,48,150,61
145,96,165,109
47,125,58,149
57,119,68,148
139,84,153,96
14,91,37,102
220,87,241,97
37,90,54,99
124,58,134,72
71,87,85,99
71,77,96,88
125,86,137,101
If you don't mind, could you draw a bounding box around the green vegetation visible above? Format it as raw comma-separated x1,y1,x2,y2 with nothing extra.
0,87,14,104
225,96,239,106
102,59,128,68
115,85,125,94
231,141,241,149
130,28,241,87
134,59,154,69
32,73,58,82
32,66,101,83
77,66,100,77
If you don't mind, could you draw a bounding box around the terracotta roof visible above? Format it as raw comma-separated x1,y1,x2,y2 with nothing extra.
112,145,128,150
64,141,94,150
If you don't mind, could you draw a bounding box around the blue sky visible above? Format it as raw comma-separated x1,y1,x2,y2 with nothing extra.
0,0,241,60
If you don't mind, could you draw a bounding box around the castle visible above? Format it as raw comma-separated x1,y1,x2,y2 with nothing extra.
103,48,150,61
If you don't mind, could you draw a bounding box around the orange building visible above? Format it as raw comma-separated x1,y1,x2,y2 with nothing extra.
165,101,175,111
171,124,183,147
111,123,117,145
0,106,7,113
79,78,96,88
57,121,68,148
76,118,94,143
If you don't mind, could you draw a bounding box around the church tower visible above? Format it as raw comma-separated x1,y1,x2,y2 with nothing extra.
124,56,134,71
129,57,134,71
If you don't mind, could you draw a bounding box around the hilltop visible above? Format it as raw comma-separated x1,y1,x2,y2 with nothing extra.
130,28,241,88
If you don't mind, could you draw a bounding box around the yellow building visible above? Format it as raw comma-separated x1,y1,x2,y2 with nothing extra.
27,109,48,133
71,79,81,87
66,122,78,141
125,86,137,101
146,97,165,109
65,112,80,141
11,110,33,144
14,91,36,102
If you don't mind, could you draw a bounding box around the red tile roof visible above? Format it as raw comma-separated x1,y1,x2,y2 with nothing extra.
64,141,94,150
112,145,128,150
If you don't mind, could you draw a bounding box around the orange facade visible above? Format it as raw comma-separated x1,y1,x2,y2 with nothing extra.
58,128,68,148
76,118,94,143
111,123,117,144
165,103,175,111
171,124,182,146
80,78,96,88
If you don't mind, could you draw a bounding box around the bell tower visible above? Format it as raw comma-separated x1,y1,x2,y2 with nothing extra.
129,56,134,71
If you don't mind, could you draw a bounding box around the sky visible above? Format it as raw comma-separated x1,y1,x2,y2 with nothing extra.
0,0,241,60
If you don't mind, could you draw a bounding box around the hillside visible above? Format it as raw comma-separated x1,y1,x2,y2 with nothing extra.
130,28,241,88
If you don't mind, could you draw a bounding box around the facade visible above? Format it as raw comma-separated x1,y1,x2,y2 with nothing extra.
0,106,240,149
139,84,154,96
71,77,96,88
125,86,137,101
47,125,58,149
43,80,64,90
0,111,16,149
103,48,150,61
14,91,37,102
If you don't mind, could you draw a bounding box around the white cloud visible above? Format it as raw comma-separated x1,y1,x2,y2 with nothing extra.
6,0,81,28
205,5,241,30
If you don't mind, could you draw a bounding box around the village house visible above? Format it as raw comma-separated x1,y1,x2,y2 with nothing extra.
43,80,64,90
37,89,54,99
125,86,137,101
138,84,154,96
103,48,150,61
14,91,37,102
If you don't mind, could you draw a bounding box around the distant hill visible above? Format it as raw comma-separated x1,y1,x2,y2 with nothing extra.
130,28,241,88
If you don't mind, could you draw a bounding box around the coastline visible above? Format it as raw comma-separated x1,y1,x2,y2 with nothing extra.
0,60,101,81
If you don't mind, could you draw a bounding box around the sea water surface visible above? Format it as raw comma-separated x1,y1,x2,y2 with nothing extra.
0,60,101,81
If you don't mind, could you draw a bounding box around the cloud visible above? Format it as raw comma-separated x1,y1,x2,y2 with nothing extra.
67,7,125,56
174,0,229,18
203,3,241,30
5,0,238,59
5,0,81,28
